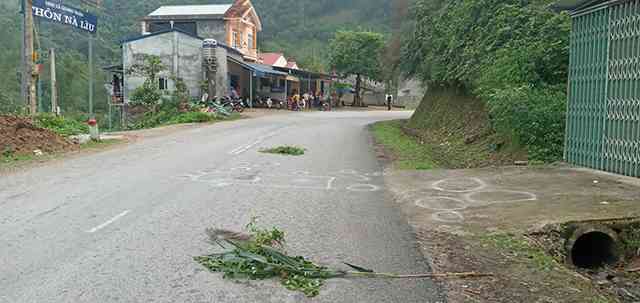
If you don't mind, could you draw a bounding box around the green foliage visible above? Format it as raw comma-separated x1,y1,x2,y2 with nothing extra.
620,225,640,254
34,114,89,137
483,86,567,163
128,55,166,108
329,31,385,81
130,82,162,108
403,0,572,162
167,112,217,124
195,221,339,297
260,146,306,156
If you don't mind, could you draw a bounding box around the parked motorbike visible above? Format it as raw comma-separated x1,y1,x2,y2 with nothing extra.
220,96,245,113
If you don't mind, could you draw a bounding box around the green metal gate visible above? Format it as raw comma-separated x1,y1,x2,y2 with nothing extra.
566,1,640,177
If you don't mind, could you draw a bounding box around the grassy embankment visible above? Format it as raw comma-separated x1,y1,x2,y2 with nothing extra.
372,89,526,170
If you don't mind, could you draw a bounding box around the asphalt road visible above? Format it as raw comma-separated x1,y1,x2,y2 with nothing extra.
0,110,442,303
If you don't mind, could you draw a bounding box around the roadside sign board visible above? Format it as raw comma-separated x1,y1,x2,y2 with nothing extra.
32,0,98,34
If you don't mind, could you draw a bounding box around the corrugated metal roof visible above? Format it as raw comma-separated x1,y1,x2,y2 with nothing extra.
148,4,232,17
553,0,617,12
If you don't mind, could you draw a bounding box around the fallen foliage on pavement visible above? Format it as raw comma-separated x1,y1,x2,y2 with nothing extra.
195,219,491,297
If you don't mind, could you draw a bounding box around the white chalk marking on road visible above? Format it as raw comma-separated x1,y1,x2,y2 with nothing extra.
415,197,467,211
326,177,337,190
86,210,131,233
229,131,282,155
431,211,465,223
463,190,538,205
346,184,381,192
431,177,487,193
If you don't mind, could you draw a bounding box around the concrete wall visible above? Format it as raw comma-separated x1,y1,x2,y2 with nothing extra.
396,77,426,109
215,47,230,98
123,31,204,102
198,20,226,41
177,34,205,98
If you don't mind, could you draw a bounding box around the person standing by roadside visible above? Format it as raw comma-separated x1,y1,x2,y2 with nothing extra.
386,94,393,111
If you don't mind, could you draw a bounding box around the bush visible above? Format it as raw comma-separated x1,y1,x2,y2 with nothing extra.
130,82,162,108
167,112,216,124
402,0,571,163
34,114,89,137
484,86,566,162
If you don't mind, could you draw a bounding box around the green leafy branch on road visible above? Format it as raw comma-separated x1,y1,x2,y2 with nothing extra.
260,146,306,156
195,219,492,297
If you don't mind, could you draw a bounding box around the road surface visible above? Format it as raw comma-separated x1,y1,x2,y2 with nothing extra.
0,110,442,303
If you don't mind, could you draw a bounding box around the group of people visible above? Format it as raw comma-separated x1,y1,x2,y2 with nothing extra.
289,90,330,111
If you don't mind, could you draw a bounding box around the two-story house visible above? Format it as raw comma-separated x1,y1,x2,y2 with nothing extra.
140,0,261,62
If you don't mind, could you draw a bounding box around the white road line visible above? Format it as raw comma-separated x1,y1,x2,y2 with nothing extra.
228,131,282,155
86,210,131,233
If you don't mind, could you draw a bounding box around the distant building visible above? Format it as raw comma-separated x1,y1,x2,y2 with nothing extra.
114,0,332,108
396,77,425,109
285,59,299,70
121,29,244,102
259,53,287,67
141,0,261,62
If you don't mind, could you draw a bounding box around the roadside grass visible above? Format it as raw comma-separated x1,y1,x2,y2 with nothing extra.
34,113,89,137
132,110,242,130
1,139,124,169
478,233,615,303
370,120,436,170
482,233,557,272
260,146,306,156
79,139,123,150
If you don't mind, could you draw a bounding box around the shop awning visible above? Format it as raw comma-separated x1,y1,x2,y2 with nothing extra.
228,57,287,78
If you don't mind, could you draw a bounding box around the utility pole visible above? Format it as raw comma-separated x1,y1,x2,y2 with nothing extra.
20,0,27,106
88,36,94,117
50,48,57,114
24,0,37,115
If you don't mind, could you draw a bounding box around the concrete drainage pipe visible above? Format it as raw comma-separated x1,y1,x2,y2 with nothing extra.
565,225,621,269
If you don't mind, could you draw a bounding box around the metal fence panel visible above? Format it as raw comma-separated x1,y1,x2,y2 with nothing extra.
604,1,640,177
566,1,640,177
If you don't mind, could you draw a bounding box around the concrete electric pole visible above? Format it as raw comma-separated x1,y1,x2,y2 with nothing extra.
23,0,37,116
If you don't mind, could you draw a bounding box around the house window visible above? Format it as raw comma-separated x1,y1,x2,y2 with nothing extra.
149,22,171,33
232,31,239,48
248,32,254,49
159,77,168,91
174,22,197,36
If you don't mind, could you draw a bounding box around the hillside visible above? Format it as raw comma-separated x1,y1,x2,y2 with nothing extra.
0,0,391,114
403,87,527,168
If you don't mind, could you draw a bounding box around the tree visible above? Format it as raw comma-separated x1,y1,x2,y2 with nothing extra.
328,31,385,107
127,55,166,112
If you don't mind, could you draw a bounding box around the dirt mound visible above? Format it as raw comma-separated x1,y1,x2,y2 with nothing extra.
0,115,77,156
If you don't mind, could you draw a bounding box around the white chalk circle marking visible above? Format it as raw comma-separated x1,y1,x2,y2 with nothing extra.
347,184,381,192
464,190,537,205
211,182,232,188
431,211,465,223
431,177,487,193
415,197,467,211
